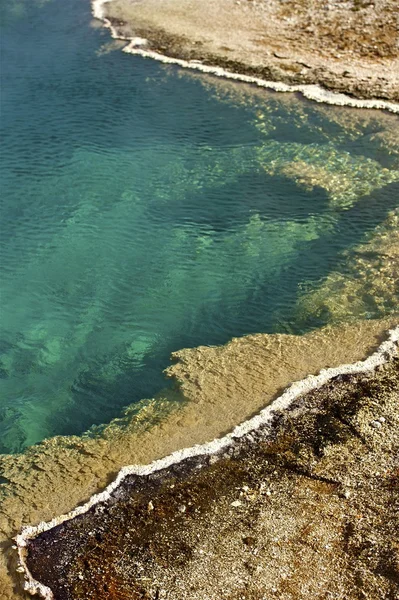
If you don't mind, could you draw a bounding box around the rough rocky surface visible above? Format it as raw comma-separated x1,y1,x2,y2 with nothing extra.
104,0,399,101
25,355,399,599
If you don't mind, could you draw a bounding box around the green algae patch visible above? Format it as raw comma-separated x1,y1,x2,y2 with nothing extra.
257,140,399,210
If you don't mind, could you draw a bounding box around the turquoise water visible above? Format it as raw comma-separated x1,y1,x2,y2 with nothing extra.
0,0,398,453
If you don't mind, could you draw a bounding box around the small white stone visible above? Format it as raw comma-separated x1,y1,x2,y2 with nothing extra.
131,37,148,48
148,500,154,511
370,420,382,429
231,500,243,508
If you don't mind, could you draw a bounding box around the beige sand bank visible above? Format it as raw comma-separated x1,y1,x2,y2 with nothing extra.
102,0,399,104
17,331,399,600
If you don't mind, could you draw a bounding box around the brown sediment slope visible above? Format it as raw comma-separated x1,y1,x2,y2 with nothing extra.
21,341,399,600
103,0,399,102
1,318,397,598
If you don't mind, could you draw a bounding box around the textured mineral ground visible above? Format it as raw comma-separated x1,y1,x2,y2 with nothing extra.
23,353,399,600
1,319,397,599
103,0,399,102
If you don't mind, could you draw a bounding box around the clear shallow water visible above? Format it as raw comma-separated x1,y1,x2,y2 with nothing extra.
0,0,398,453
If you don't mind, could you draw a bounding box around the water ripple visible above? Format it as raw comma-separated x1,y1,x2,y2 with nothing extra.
0,0,398,453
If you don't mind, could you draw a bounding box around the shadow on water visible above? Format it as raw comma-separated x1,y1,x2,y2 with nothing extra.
273,179,399,332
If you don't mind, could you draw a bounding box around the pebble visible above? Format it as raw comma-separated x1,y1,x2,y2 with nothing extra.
370,420,382,429
231,500,243,508
273,51,288,59
242,536,256,546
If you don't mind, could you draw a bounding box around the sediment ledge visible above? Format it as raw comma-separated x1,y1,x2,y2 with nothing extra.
2,319,397,599
16,325,399,599
93,0,399,112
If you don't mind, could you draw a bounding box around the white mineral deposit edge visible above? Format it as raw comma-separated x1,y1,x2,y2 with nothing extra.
91,0,399,114
16,324,399,599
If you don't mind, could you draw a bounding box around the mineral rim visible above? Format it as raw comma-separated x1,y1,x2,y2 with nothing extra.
16,326,399,599
2,319,397,600
97,0,399,107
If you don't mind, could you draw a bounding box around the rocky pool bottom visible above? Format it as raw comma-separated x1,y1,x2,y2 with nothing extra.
22,343,399,600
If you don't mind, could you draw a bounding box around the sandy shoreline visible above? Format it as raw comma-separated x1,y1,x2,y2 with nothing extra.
16,325,399,599
94,0,399,112
1,319,397,599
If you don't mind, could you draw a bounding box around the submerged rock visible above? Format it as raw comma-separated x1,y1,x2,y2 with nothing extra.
297,209,399,324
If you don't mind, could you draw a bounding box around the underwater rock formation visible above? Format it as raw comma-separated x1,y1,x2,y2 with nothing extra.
297,209,399,323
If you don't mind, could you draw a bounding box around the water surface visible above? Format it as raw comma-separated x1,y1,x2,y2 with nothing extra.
0,0,398,453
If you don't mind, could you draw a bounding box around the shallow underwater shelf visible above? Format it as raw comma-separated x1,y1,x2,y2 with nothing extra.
0,0,398,453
